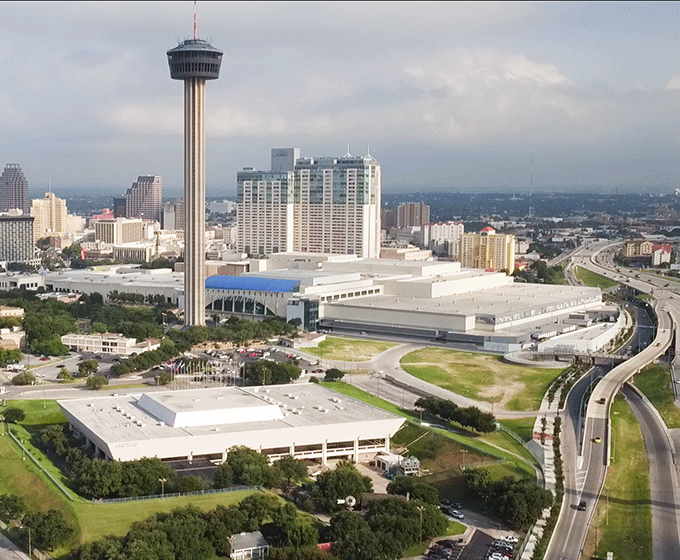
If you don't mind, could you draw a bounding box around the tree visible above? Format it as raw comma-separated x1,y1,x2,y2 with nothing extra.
324,368,345,381
175,476,205,493
57,366,73,381
2,407,26,423
22,509,74,550
212,462,233,489
156,372,172,385
86,375,109,390
274,455,308,489
314,460,372,512
76,459,122,499
78,359,99,377
0,494,26,523
11,371,35,386
226,446,278,487
236,493,280,531
329,511,386,560
387,476,439,505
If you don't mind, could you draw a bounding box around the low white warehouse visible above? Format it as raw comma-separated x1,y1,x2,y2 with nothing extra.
58,384,405,463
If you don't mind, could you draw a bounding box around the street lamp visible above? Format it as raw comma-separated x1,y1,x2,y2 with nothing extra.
159,477,167,498
416,505,424,543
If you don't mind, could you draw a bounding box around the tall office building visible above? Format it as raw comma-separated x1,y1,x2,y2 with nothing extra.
113,197,127,218
168,32,223,326
162,199,185,231
237,150,381,258
94,218,144,245
419,221,464,259
31,192,68,240
0,214,35,264
0,164,29,214
382,202,430,230
123,176,162,222
459,227,515,273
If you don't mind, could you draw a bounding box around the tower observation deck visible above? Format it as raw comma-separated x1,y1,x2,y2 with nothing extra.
167,38,223,326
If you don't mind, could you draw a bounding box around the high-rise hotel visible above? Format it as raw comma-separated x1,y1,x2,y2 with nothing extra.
237,149,381,258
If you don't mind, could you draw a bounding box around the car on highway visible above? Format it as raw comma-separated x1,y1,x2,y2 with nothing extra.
594,436,602,444
577,500,587,511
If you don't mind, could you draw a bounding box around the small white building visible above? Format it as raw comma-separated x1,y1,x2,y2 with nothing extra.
60,333,161,356
229,531,269,560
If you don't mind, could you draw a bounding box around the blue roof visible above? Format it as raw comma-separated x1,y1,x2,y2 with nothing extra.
206,276,300,293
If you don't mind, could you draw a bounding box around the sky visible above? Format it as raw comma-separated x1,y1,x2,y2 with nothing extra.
1,1,680,196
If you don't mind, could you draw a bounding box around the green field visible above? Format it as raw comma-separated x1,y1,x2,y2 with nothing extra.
399,348,563,411
323,381,537,479
574,266,618,289
305,336,397,362
634,365,680,429
586,395,652,560
498,417,536,442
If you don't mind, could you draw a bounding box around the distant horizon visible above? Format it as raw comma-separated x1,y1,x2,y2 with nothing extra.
25,183,680,202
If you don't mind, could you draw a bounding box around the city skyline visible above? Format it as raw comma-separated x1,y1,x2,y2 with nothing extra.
1,2,680,194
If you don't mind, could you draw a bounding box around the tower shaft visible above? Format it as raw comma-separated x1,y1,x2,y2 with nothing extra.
184,77,206,326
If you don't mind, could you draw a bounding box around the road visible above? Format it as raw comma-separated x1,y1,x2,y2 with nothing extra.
547,242,679,560
623,383,680,560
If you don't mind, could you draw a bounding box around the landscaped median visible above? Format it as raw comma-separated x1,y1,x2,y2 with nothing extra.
574,266,619,289
634,364,680,428
584,395,652,560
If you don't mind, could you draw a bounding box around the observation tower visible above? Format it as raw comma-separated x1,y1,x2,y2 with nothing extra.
167,17,222,326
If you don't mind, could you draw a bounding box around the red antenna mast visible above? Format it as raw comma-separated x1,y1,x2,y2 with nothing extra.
193,0,197,40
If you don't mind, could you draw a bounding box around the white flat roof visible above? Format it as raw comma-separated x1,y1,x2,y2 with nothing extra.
329,283,601,319
58,384,405,461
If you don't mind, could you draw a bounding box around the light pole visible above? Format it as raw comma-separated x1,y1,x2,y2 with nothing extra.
159,477,167,498
416,505,424,543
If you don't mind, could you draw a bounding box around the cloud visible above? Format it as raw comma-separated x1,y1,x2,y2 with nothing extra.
106,100,289,138
666,74,680,89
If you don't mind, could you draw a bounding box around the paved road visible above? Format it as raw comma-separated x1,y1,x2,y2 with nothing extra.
546,243,675,560
0,533,29,560
623,383,680,560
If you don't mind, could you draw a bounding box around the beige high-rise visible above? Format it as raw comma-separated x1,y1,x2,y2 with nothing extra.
459,227,515,273
31,192,68,240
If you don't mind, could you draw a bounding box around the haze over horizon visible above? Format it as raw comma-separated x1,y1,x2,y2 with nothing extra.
2,1,680,196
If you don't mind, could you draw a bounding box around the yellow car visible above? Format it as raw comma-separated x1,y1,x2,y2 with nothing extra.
594,436,602,444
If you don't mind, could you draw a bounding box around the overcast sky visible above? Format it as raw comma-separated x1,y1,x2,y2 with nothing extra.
2,1,680,196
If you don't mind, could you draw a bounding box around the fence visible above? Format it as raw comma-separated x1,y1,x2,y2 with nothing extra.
7,429,76,501
96,485,261,504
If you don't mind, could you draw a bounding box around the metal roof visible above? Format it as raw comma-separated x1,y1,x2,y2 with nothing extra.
205,275,300,293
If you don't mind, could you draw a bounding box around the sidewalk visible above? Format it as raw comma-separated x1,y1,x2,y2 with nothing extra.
0,533,30,560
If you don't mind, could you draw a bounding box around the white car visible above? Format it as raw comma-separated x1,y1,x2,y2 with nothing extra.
501,536,519,544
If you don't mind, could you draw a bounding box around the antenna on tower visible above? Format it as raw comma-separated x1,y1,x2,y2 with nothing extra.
193,0,197,40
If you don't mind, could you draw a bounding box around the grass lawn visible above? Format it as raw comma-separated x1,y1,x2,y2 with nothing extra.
585,395,652,560
498,417,536,442
633,365,680,429
73,489,262,543
574,266,618,289
304,336,397,362
323,381,537,481
399,348,563,411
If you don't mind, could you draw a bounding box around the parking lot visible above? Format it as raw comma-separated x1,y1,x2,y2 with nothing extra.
424,529,519,560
